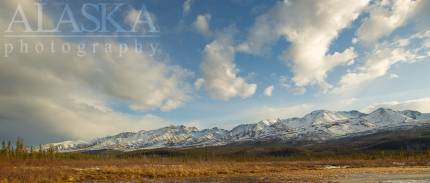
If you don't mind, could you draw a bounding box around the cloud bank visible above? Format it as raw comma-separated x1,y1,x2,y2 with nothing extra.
0,0,191,144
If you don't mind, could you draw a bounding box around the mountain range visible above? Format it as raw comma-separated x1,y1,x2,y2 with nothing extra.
44,108,430,152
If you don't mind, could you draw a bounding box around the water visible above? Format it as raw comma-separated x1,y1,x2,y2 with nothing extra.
80,171,430,182
336,172,430,183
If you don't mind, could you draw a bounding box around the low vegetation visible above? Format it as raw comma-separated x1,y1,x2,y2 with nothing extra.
2,138,430,182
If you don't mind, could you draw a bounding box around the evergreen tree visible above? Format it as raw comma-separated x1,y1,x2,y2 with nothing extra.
39,144,45,159
1,140,5,155
29,146,34,158
6,140,11,157
15,137,25,157
47,144,56,159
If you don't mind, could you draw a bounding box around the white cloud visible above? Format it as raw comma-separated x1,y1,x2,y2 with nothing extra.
279,75,290,88
126,9,140,26
0,0,190,143
278,76,306,95
365,97,430,113
356,0,420,44
239,0,367,91
194,78,205,90
291,87,306,95
413,0,430,29
264,85,274,96
125,8,158,33
194,14,212,37
183,0,193,15
332,30,430,95
89,46,192,112
199,29,257,100
413,31,430,56
333,46,417,94
389,73,399,79
352,37,359,44
414,31,430,49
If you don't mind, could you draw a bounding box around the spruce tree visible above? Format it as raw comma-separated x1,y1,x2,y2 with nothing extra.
6,140,11,157
15,137,21,156
1,140,5,155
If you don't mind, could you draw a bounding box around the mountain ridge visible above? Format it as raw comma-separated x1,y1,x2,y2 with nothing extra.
44,108,430,152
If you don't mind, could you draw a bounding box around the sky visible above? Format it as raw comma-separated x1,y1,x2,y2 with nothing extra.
0,0,430,145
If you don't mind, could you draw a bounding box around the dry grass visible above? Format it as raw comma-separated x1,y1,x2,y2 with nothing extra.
1,158,430,182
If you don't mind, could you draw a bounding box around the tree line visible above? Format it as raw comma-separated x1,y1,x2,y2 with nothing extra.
0,137,60,159
0,137,106,160
3,137,430,161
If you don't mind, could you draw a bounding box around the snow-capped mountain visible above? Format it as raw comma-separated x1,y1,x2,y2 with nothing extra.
45,108,430,152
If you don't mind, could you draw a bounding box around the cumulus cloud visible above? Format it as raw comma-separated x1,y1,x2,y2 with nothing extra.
199,29,257,100
333,47,416,94
356,0,420,44
193,14,212,37
332,31,429,95
365,97,430,113
264,85,274,96
239,0,367,91
0,0,191,144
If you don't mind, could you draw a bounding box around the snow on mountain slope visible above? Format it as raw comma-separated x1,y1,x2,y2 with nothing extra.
46,108,430,152
48,125,229,151
365,108,411,125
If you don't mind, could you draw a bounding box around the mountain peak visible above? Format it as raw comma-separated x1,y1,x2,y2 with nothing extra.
258,118,281,126
309,110,332,115
372,107,395,113
365,108,412,125
45,108,430,152
303,110,347,125
401,110,422,119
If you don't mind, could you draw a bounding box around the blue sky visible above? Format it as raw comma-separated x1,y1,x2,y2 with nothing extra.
1,0,430,144
130,0,430,128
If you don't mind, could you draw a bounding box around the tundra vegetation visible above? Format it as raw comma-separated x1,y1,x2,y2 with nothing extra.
1,137,430,182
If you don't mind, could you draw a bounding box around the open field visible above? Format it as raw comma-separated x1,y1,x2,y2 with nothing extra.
2,157,430,183
3,138,430,182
